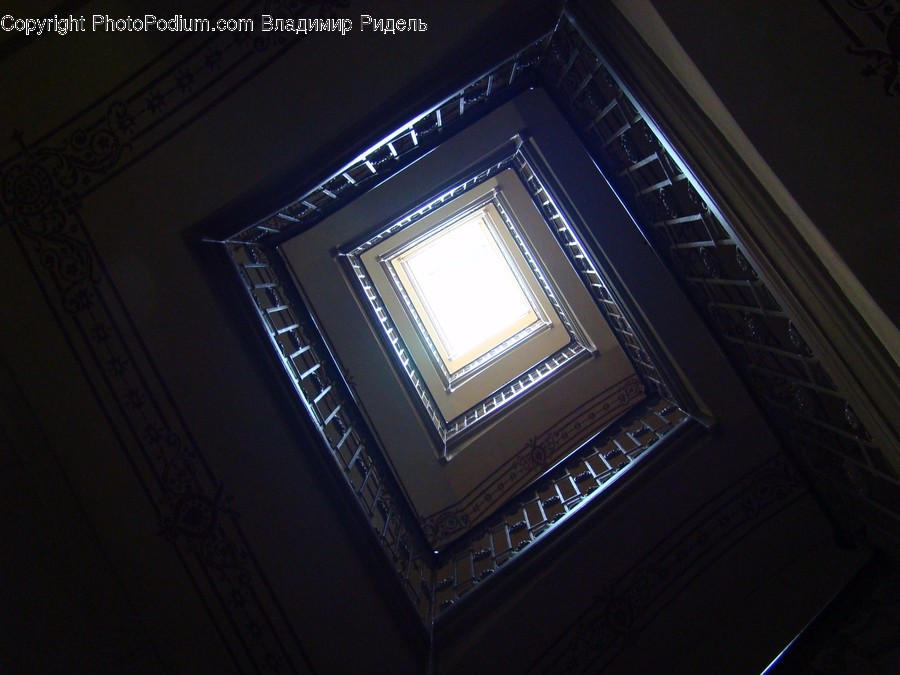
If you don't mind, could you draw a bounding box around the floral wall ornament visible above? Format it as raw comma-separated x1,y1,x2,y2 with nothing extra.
821,0,900,96
0,1,359,669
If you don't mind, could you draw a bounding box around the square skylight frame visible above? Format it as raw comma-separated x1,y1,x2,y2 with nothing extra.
346,169,593,444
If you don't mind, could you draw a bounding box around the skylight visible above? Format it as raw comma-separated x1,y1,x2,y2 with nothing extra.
389,207,542,375
352,174,585,436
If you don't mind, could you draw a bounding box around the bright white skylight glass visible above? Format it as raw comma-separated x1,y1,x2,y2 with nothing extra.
351,171,582,431
391,210,540,374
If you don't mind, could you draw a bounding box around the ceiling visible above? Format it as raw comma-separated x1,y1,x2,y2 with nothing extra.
1,1,896,672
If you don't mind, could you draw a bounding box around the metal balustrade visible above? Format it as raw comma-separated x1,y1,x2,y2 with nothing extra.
210,3,900,637
228,216,692,626
218,26,707,627
231,241,435,621
246,41,548,244
542,13,897,545
513,149,674,402
432,398,689,617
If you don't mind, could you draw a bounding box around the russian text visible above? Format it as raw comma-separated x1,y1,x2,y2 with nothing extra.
359,15,427,33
